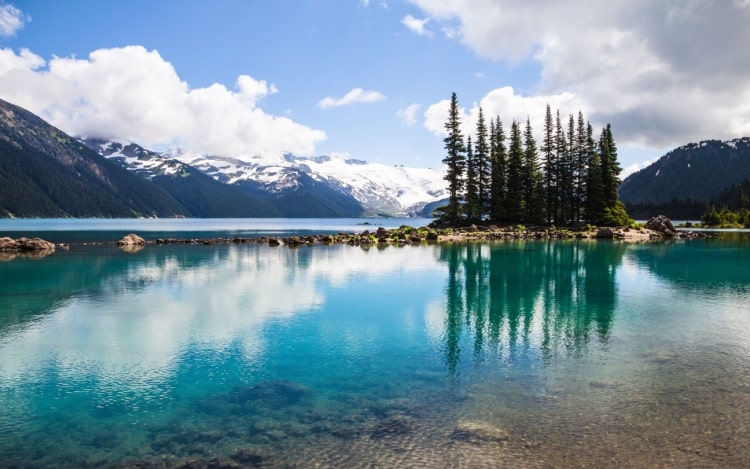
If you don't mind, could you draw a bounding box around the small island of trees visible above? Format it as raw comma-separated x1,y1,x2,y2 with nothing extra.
436,92,632,228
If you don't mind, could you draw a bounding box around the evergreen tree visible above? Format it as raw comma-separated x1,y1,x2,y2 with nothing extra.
574,111,588,223
541,104,556,225
506,120,525,222
523,117,543,223
566,114,578,223
437,97,632,227
585,122,606,224
739,186,749,211
490,116,507,222
441,92,466,225
598,123,630,226
599,124,621,208
465,135,480,222
555,111,573,224
474,107,491,219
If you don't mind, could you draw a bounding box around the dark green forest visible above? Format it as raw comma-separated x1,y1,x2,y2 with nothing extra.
619,137,750,219
437,93,631,227
0,138,186,218
701,182,750,227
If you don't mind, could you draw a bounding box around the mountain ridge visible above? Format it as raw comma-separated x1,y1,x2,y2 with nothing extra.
0,97,444,218
619,137,750,218
0,98,187,218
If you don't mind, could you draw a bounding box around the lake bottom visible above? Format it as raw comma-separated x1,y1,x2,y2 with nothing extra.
6,345,747,468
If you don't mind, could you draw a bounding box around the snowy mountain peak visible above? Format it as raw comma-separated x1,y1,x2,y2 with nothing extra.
89,139,447,217
83,138,188,178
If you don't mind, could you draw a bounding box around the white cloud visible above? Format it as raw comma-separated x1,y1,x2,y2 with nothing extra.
424,86,583,141
0,47,44,74
401,14,432,37
622,157,659,179
0,45,326,159
409,0,750,149
423,98,452,137
0,3,27,37
396,103,421,126
318,87,386,109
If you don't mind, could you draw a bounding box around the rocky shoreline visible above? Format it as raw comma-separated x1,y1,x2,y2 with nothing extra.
108,215,711,248
1,216,710,255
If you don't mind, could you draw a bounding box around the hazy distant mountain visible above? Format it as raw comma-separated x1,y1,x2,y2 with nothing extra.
619,137,750,217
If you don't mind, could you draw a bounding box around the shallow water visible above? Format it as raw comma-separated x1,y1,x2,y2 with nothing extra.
0,239,749,468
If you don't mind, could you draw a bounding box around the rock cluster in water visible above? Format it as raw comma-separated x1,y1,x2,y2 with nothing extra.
117,233,147,246
133,220,706,248
3,217,708,258
0,236,56,252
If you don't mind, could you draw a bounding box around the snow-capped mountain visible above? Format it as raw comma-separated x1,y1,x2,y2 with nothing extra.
86,138,190,178
86,136,447,217
167,149,447,216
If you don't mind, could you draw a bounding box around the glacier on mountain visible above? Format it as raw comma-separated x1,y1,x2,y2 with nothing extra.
86,139,447,217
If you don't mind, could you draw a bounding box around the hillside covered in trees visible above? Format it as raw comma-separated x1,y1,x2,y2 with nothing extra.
0,98,363,218
437,93,630,227
620,137,750,219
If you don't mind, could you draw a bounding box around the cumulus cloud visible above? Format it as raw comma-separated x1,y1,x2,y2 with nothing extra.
396,103,421,126
0,45,326,158
621,157,659,179
0,3,27,37
424,86,583,141
411,0,750,150
318,87,386,109
401,14,432,37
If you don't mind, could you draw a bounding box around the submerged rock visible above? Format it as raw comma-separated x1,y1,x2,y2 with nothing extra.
371,414,415,439
451,420,510,444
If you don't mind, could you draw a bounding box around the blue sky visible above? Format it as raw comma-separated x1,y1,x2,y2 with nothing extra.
2,1,749,175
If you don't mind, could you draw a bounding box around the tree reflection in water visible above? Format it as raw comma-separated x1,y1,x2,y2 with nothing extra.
438,241,625,372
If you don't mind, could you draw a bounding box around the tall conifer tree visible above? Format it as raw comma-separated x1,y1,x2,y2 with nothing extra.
541,104,556,224
599,124,621,208
555,111,572,224
490,116,507,222
574,111,588,223
585,122,605,223
523,117,542,223
506,120,525,222
475,107,491,219
441,92,466,225
465,135,480,222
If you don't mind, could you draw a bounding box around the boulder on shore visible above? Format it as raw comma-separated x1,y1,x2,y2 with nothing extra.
596,227,615,239
118,233,146,246
646,215,676,237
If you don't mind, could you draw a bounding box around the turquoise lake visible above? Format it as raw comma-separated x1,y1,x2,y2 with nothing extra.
1,222,749,467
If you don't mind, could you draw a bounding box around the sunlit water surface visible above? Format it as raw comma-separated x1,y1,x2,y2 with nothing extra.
1,238,749,467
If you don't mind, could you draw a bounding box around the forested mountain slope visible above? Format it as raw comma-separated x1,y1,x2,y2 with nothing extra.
620,138,750,204
0,98,186,217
